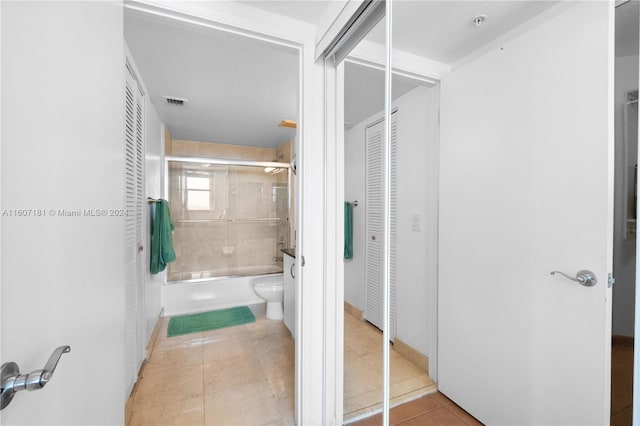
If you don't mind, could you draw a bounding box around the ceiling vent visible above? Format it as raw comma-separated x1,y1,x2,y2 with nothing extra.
163,96,188,106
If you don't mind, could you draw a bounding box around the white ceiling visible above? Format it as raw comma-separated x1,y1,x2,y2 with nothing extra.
344,62,422,129
234,0,332,25
366,1,558,64
124,10,299,147
125,1,638,148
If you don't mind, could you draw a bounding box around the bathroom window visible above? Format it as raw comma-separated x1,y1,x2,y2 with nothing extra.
186,175,210,211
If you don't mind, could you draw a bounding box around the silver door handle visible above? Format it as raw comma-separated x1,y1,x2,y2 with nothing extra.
1,345,71,410
550,270,597,287
291,263,295,279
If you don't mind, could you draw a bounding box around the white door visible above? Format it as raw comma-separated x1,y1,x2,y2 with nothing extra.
439,3,613,425
124,61,146,395
1,2,128,423
364,115,397,337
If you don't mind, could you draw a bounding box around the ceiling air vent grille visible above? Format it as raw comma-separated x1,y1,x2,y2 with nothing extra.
164,96,188,106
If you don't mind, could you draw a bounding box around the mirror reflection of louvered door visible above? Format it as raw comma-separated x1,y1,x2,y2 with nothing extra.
364,111,397,339
124,61,145,395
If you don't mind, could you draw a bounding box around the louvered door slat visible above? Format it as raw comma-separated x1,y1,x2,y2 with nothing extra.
124,63,145,396
364,112,397,338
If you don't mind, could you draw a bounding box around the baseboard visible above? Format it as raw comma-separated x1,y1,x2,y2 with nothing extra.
146,307,164,360
394,338,429,374
344,301,363,321
344,302,428,374
612,334,634,346
127,308,164,425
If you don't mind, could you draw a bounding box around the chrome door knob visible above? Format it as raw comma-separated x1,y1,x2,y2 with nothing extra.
550,270,597,287
1,345,70,409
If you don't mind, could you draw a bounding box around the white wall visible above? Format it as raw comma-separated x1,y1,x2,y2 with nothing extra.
613,54,639,337
144,101,164,344
344,84,439,356
1,2,126,424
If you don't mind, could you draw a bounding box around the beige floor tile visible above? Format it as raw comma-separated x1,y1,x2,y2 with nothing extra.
128,306,437,426
204,381,281,426
346,332,384,357
129,396,204,426
343,309,438,422
274,395,295,425
245,315,289,335
390,375,435,399
203,333,257,362
258,340,295,381
143,342,203,377
389,358,427,385
204,353,268,394
251,331,294,355
267,369,295,400
344,357,383,398
200,322,250,341
133,364,204,409
344,388,383,415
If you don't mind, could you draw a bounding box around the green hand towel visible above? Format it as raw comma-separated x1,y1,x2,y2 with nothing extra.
150,199,176,274
344,201,353,260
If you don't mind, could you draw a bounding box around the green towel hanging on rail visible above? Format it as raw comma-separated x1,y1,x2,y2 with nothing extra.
344,201,353,260
150,199,176,274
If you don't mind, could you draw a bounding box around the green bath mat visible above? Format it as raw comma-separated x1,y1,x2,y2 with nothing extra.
167,306,256,337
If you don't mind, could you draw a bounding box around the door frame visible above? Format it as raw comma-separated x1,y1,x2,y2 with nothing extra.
324,48,444,426
122,1,327,423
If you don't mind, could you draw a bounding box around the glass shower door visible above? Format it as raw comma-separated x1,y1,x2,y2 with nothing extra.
167,159,289,282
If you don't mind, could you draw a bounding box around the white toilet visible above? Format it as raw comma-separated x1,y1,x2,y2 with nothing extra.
252,274,284,320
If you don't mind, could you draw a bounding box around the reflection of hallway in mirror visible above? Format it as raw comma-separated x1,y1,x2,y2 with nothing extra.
344,309,436,422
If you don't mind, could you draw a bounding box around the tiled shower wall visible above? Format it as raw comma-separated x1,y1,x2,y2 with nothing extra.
166,138,292,281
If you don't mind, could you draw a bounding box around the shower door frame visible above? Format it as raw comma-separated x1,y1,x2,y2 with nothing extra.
163,155,292,283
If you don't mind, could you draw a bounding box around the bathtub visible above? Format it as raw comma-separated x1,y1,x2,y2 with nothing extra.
163,267,284,316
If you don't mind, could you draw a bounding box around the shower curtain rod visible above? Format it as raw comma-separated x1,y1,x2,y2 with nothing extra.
165,155,291,169
348,200,359,207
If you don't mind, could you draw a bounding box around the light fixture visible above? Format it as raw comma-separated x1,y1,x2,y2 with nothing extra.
278,120,297,129
473,14,487,27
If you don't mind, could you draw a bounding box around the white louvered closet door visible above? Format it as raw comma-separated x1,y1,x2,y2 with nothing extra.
364,112,397,338
124,62,146,395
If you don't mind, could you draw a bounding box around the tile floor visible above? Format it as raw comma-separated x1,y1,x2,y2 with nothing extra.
352,392,482,426
127,305,633,425
127,304,295,426
343,312,437,422
127,304,435,425
352,337,634,426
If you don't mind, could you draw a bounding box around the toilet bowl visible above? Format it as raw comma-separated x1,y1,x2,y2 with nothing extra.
252,274,284,320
